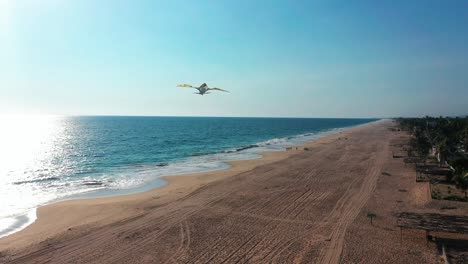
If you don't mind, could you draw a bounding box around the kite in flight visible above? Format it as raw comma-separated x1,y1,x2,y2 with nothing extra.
177,83,229,95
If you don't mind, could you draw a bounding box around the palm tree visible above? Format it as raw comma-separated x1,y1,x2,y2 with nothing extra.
454,169,468,198
417,137,431,165
436,139,450,167
407,138,417,157
463,126,468,153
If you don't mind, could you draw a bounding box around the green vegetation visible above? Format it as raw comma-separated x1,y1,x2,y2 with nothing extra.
454,169,468,198
367,213,377,225
398,116,468,200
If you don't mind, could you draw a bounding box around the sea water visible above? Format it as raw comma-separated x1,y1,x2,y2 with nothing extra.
0,116,378,237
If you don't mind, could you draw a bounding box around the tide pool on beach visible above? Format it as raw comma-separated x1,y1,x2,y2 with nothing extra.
0,116,377,238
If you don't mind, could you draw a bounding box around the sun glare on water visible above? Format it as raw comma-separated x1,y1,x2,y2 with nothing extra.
0,114,66,237
0,115,62,177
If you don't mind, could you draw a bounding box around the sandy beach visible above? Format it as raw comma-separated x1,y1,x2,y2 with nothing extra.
0,120,458,263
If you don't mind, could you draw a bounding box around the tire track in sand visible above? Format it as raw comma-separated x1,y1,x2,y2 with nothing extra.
317,140,388,264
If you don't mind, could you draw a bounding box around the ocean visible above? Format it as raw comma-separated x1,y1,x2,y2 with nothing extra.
0,116,378,237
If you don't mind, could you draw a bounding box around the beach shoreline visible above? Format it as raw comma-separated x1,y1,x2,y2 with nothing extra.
0,120,380,251
0,120,378,246
5,120,440,263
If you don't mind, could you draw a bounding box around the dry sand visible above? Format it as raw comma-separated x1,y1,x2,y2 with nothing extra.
0,120,457,263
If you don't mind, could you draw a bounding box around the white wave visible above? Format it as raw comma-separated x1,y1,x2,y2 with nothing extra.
0,209,36,239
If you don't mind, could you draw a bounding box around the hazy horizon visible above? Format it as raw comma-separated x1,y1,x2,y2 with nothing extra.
0,114,440,119
1,0,467,118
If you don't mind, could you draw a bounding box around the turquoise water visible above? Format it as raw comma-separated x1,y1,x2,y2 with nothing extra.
0,116,377,237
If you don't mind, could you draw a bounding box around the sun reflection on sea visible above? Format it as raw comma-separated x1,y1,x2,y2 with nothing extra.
0,114,65,237
0,115,62,179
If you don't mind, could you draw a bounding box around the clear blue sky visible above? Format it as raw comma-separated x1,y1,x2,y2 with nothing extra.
1,0,467,118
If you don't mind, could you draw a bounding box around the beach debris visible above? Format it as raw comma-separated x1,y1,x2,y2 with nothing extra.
367,213,377,225
177,83,229,95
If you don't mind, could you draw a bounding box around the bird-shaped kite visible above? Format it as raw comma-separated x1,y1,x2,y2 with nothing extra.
177,83,229,95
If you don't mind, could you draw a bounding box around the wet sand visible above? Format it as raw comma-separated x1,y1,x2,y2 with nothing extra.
0,120,448,263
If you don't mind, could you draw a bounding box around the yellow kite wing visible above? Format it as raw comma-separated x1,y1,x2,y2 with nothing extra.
177,84,196,88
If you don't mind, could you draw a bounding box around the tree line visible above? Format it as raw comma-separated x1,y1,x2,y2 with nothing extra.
397,116,468,197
